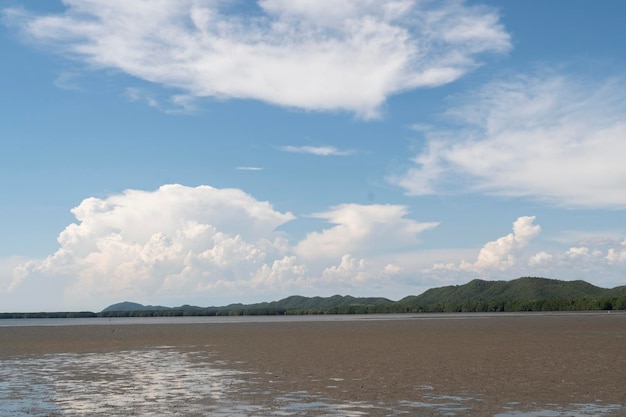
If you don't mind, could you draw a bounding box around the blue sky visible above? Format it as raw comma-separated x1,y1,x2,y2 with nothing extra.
1,0,625,312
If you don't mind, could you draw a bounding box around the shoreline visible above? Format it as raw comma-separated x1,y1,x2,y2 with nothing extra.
0,309,620,326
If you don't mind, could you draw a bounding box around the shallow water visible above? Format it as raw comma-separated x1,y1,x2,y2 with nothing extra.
1,311,621,328
0,346,623,416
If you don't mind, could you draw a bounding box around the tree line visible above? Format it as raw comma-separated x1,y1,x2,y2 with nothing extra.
2,295,625,319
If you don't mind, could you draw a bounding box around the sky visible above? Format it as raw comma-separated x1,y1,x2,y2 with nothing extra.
1,0,625,312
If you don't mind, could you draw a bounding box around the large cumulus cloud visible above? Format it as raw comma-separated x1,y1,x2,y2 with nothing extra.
14,185,296,307
7,186,626,311
9,185,438,309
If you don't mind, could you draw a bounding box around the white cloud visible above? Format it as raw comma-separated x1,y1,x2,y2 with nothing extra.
322,254,369,283
434,216,541,273
566,246,591,258
606,247,626,263
296,203,438,260
528,251,552,266
8,185,443,309
13,185,296,308
6,187,448,309
53,71,83,91
427,217,626,289
318,254,401,289
125,87,160,108
236,166,264,171
0,256,29,294
391,74,626,207
524,243,625,288
7,188,626,310
278,145,353,156
259,0,414,24
6,0,510,118
248,256,307,292
320,254,384,289
125,87,197,113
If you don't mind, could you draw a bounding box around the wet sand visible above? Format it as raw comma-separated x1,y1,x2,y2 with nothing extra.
1,312,625,415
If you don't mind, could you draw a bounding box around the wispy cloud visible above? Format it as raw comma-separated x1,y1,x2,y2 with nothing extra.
279,145,354,156
390,73,626,208
125,88,159,108
125,88,197,113
53,72,83,91
236,166,264,171
5,0,510,118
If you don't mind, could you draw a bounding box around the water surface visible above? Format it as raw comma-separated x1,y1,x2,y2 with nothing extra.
1,311,619,327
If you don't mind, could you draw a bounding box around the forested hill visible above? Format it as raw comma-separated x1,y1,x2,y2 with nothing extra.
102,295,394,314
99,277,626,316
102,301,171,312
228,295,393,311
399,277,626,305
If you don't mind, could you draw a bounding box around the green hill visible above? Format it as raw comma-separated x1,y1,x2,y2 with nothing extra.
266,295,393,309
399,277,612,305
611,285,626,296
100,295,393,314
394,277,626,312
101,301,171,312
97,277,626,316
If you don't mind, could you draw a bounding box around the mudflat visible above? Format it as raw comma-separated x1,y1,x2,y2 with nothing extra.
1,312,625,416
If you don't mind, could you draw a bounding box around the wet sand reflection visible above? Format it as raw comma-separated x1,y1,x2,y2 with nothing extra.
1,346,622,416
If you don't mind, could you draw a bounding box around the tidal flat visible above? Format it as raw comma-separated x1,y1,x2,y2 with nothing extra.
0,312,624,416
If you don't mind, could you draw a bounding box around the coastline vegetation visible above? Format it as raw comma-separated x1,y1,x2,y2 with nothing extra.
1,295,624,319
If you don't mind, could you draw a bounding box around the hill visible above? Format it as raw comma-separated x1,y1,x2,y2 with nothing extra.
396,277,626,312
99,277,626,316
266,295,393,310
101,301,171,312
398,277,613,305
101,295,393,314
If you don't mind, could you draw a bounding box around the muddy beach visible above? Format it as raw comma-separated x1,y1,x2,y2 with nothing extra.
1,312,625,416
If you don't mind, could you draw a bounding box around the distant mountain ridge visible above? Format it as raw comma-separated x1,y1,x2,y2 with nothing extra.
102,277,626,313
